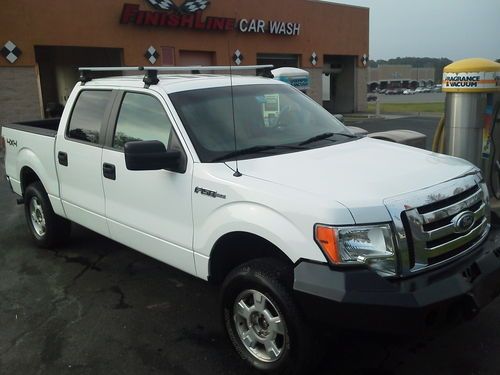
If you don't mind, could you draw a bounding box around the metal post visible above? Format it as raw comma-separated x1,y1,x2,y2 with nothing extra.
442,58,500,170
444,93,485,166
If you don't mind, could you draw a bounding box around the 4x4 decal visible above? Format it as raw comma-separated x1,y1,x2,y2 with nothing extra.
6,138,17,147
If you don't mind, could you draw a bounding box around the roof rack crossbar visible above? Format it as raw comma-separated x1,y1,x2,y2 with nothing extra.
78,65,273,72
78,67,145,72
77,65,274,85
143,65,274,71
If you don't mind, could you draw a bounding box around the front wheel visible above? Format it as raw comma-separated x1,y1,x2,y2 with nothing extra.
221,259,314,374
24,181,71,248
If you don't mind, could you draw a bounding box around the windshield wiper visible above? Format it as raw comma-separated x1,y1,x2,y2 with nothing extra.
298,132,357,146
211,145,305,162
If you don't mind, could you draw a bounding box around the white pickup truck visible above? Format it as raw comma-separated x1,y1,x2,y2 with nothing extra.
3,66,500,374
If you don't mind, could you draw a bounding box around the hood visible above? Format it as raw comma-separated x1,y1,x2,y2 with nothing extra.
234,137,476,223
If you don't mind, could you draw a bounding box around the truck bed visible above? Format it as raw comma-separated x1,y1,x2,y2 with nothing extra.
3,118,60,137
2,121,60,202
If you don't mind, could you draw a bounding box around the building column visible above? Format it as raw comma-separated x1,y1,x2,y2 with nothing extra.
304,67,323,105
355,66,367,112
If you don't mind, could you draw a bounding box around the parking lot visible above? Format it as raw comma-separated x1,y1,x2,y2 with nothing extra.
2,120,500,374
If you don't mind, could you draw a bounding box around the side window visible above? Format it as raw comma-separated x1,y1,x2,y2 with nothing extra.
113,92,172,150
67,90,111,144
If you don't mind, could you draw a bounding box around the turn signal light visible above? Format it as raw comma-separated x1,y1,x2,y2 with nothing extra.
314,225,341,263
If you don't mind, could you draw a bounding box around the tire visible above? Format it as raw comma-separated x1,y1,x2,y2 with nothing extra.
221,258,314,374
24,181,71,248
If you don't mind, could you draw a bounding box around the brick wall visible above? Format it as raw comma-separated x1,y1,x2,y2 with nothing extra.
0,67,42,125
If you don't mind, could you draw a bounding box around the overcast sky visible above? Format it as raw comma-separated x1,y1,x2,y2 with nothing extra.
327,0,500,61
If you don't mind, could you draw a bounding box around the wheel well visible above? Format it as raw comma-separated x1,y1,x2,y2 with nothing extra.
208,232,292,284
20,167,41,195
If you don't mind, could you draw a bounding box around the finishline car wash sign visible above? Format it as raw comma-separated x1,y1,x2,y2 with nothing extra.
120,1,301,36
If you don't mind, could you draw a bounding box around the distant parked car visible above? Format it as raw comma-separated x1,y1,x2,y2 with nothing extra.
431,85,442,93
385,89,397,95
403,89,414,95
422,87,431,93
367,94,377,102
414,87,425,94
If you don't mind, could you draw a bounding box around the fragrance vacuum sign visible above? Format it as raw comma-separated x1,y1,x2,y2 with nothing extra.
442,71,500,91
120,1,301,36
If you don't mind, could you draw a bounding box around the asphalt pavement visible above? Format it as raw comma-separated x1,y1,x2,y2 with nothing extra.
2,124,500,374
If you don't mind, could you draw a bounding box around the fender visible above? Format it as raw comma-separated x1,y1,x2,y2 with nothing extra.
16,147,65,217
193,201,327,279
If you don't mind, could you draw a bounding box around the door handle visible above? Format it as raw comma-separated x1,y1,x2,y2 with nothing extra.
103,163,116,180
58,151,68,166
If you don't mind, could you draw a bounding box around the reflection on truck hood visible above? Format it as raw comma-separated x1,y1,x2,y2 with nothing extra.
235,137,476,224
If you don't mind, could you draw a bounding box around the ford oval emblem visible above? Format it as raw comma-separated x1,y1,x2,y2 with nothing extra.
452,211,475,234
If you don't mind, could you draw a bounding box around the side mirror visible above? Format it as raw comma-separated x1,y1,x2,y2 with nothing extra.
124,140,181,172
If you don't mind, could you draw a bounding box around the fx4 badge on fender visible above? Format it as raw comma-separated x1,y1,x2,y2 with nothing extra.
6,138,17,147
194,186,226,199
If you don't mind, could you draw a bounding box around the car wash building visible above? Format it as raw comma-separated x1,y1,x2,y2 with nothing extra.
0,0,369,124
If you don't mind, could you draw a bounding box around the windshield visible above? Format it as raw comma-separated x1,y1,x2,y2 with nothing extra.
169,83,356,162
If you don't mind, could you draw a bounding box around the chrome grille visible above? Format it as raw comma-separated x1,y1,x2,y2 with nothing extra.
385,173,490,276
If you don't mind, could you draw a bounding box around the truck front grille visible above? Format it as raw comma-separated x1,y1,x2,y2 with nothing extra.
385,173,490,276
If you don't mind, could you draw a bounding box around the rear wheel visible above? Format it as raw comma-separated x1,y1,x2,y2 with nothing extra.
24,181,71,248
221,258,314,374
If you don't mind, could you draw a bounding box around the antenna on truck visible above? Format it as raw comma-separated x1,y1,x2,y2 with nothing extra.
228,55,242,177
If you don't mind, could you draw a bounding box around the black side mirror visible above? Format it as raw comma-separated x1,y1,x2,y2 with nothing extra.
124,140,181,172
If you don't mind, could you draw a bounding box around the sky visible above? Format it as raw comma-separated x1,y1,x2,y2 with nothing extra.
327,0,500,61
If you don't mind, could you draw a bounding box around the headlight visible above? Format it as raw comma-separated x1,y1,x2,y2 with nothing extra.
314,224,396,276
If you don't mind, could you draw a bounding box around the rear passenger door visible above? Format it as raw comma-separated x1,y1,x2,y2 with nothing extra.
56,89,116,236
101,90,195,276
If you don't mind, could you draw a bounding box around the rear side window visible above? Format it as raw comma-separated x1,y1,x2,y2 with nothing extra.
113,92,172,150
67,90,111,144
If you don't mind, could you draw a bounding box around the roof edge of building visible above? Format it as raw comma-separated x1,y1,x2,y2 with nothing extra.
306,0,369,11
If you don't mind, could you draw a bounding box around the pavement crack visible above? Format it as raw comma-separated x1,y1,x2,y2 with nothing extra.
48,249,108,286
110,285,132,309
71,254,106,283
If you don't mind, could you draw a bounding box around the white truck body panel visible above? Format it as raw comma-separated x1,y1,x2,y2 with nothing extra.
235,137,476,223
190,163,353,279
56,141,110,237
102,147,196,276
1,127,66,216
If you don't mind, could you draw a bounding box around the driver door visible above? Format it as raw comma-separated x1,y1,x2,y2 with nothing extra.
101,90,195,275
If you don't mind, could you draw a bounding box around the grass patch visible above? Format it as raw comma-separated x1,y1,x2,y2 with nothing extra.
367,102,444,113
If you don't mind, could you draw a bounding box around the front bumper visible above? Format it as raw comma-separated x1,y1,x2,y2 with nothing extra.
293,229,500,334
